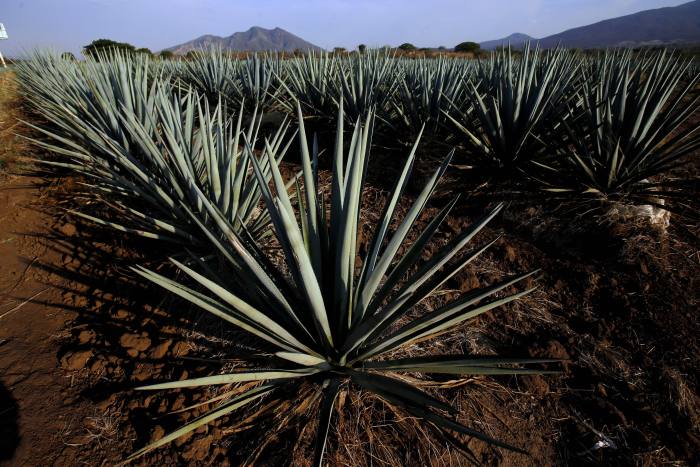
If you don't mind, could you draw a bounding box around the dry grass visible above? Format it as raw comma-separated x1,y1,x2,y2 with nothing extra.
0,70,29,173
663,367,700,427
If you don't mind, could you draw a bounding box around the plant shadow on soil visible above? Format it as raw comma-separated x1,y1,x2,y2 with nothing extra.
0,381,20,461
9,171,328,464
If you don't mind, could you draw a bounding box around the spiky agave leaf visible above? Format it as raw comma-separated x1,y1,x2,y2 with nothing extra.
130,103,558,463
277,50,339,118
445,43,580,169
392,55,471,134
16,51,284,246
535,49,700,216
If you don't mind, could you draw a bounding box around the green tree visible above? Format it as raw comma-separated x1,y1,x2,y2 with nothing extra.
333,47,346,54
358,44,367,53
454,41,481,54
61,52,76,61
83,39,136,57
398,43,417,51
159,50,175,60
135,47,152,56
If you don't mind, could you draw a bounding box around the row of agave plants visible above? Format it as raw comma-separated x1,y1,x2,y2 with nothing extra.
25,45,700,215
168,46,700,216
16,51,561,463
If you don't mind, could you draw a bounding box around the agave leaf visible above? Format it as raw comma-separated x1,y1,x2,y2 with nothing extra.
168,257,316,355
402,401,527,454
355,151,453,319
275,198,334,347
313,379,342,467
351,370,525,453
350,370,457,415
357,272,539,361
276,352,328,367
68,210,181,242
354,205,503,342
364,355,562,369
136,368,319,391
131,266,305,354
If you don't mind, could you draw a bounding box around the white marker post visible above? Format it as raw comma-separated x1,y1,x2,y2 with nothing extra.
0,23,8,68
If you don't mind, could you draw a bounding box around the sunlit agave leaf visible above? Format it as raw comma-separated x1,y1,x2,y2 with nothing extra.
122,384,278,464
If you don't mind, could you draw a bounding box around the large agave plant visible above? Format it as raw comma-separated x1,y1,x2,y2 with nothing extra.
446,44,579,169
17,49,165,152
537,50,700,214
128,103,557,463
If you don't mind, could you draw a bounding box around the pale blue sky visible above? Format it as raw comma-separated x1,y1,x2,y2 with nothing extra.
0,0,690,56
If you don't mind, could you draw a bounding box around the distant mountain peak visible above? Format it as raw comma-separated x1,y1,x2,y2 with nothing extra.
480,33,535,50
506,33,532,39
166,26,323,54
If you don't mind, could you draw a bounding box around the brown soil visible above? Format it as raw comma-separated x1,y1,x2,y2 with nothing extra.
0,174,118,465
0,72,699,466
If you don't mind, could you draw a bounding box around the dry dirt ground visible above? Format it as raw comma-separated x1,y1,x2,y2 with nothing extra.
0,70,699,466
0,70,128,465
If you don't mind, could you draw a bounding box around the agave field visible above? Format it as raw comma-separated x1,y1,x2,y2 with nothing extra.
2,46,699,465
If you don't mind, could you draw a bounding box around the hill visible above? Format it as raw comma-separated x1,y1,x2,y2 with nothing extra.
166,26,323,54
540,0,700,48
479,0,700,50
480,33,535,50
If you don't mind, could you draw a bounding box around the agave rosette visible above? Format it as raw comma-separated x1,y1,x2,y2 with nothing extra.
392,56,472,134
446,44,580,169
129,103,558,463
537,50,700,215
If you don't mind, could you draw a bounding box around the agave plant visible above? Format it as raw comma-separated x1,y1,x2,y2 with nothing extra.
181,47,239,103
231,53,282,111
392,56,471,134
17,49,165,152
335,49,401,122
277,51,339,118
536,50,700,214
128,103,558,464
17,52,284,244
446,44,580,169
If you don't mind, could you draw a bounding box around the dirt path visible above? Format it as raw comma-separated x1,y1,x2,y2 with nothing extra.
0,174,88,466
1,70,109,466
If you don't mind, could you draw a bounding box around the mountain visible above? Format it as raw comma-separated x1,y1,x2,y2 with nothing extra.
166,26,323,54
539,0,700,48
480,33,535,50
479,0,700,50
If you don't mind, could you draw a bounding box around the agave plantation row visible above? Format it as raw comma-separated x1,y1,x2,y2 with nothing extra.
22,46,700,213
175,46,700,212
13,46,699,463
